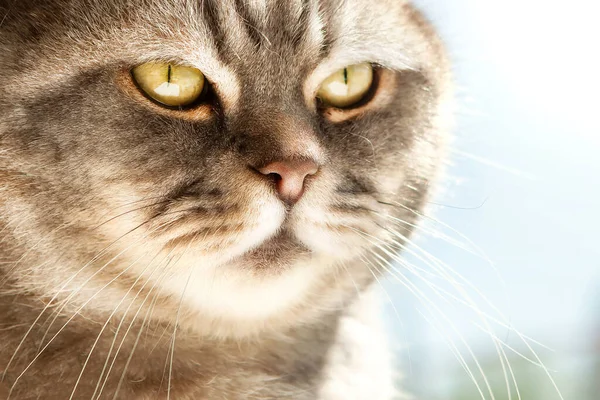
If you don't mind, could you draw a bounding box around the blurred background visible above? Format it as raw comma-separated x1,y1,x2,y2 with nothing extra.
383,1,600,399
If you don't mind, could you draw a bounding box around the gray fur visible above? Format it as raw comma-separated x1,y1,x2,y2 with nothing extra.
0,0,450,398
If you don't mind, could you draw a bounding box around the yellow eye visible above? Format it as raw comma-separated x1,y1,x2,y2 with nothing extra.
131,63,205,107
317,63,374,108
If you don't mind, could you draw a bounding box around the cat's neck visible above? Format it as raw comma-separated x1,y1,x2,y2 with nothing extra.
0,283,346,399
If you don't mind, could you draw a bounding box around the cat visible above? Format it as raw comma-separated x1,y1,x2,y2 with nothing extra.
0,0,451,398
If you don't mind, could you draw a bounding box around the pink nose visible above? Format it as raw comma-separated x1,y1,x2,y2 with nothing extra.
257,159,319,205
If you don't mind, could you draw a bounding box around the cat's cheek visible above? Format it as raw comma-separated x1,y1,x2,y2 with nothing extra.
290,208,377,260
164,191,286,261
292,220,369,260
288,176,375,259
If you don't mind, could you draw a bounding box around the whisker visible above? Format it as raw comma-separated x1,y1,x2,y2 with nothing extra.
366,247,489,399
35,218,179,355
375,200,507,291
167,232,200,400
378,220,555,351
67,250,153,400
348,225,496,399
0,220,75,287
370,213,537,338
450,149,536,180
371,206,492,262
92,247,181,400
92,199,170,231
2,217,165,383
7,237,163,399
378,258,491,399
358,253,414,377
355,210,561,399
369,226,517,398
111,264,174,400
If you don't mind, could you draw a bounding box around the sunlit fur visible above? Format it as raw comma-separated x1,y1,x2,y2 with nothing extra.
0,0,451,398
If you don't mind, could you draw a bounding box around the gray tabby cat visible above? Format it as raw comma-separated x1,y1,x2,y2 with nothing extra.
0,0,450,398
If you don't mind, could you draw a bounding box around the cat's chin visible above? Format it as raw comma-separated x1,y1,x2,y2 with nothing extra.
152,248,344,338
226,230,312,271
141,222,372,337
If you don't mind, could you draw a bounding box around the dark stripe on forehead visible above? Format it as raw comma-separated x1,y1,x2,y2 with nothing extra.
268,0,311,51
316,1,333,58
233,0,264,48
315,0,342,58
200,0,229,57
292,0,313,51
199,0,330,67
231,0,319,53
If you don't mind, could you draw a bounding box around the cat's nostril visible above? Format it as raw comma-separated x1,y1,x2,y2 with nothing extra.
267,172,283,184
255,160,319,205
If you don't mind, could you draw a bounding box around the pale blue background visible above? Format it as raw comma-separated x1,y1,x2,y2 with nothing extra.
383,1,600,399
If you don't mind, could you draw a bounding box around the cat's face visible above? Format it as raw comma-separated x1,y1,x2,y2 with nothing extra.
0,0,449,336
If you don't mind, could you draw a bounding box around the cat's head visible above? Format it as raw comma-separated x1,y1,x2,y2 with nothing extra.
0,0,450,337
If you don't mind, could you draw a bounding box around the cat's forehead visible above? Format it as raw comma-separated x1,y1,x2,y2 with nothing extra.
8,0,416,69
3,0,426,108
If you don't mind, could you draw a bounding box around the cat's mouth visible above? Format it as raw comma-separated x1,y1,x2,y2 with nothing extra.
230,228,312,269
